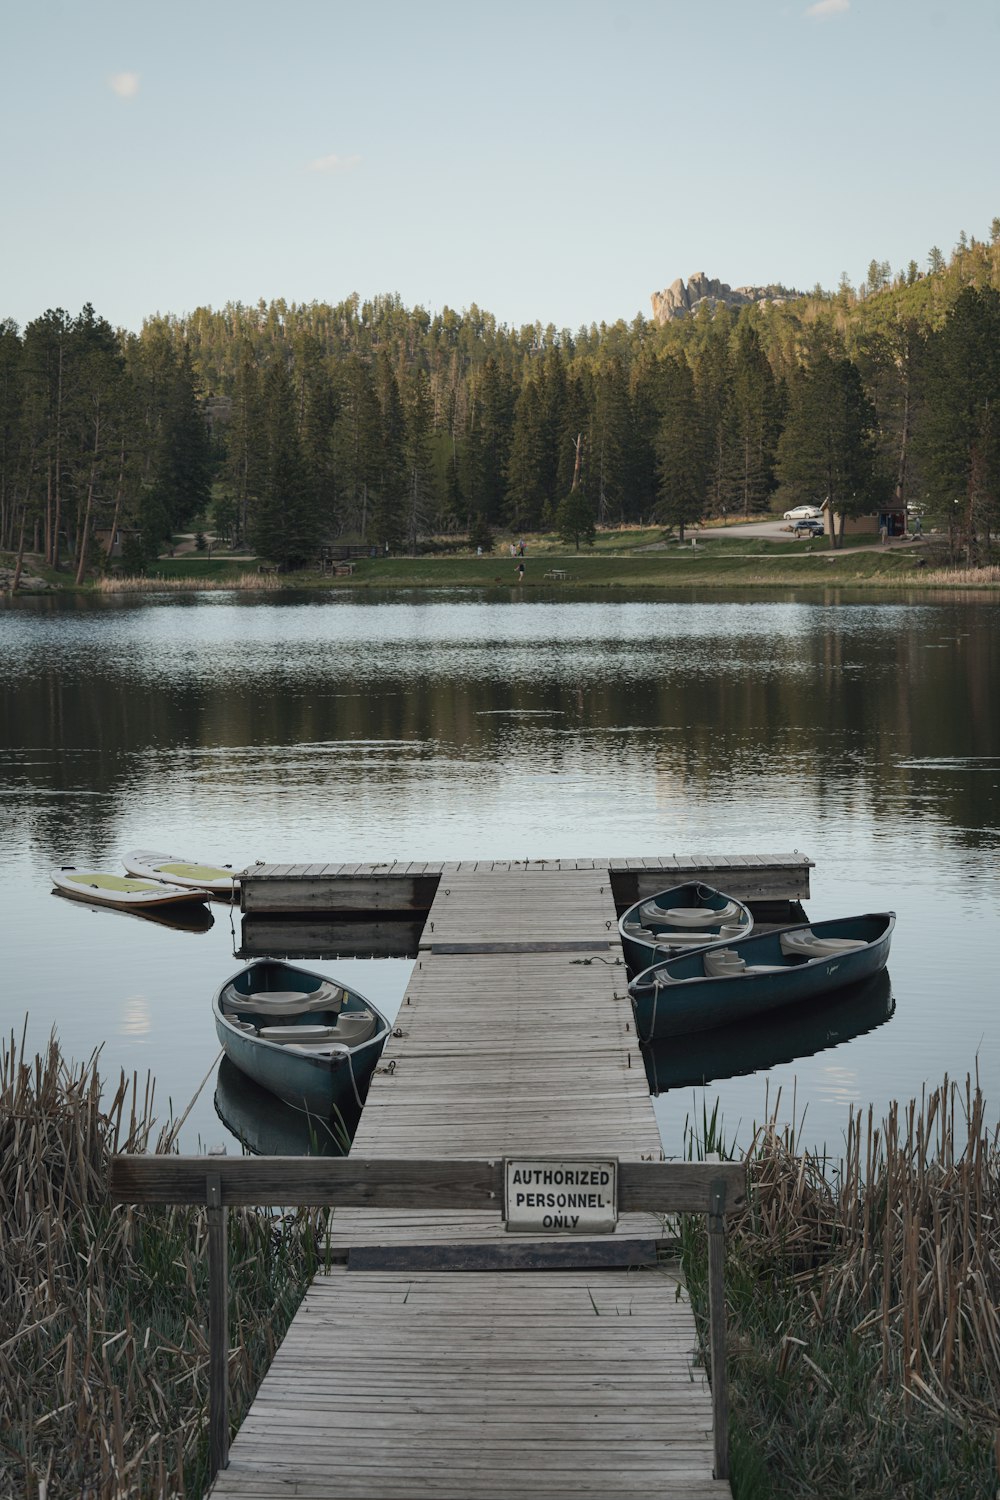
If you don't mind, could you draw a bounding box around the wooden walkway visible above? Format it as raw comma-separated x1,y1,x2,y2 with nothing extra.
211,862,744,1498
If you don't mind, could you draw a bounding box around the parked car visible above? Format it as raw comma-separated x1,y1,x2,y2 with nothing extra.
783,504,823,521
793,518,825,536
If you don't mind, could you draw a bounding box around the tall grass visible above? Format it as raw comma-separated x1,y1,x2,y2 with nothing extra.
0,1030,325,1498
681,1077,1000,1498
95,572,281,593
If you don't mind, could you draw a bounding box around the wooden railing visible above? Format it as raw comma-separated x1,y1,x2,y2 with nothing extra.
109,1156,746,1484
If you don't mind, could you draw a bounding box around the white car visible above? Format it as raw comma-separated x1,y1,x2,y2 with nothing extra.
783,504,823,521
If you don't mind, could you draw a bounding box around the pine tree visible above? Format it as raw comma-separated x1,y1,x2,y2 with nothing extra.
655,355,707,541
590,357,630,525
776,344,883,546
505,380,546,531
224,343,266,545
918,286,1000,557
403,368,435,553
721,319,781,517
370,351,406,551
298,337,341,541
333,355,381,540
250,358,314,567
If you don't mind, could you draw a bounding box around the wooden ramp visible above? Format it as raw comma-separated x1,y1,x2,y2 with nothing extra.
211,863,732,1498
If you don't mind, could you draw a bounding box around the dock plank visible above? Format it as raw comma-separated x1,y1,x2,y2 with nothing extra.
211,1267,728,1500
216,861,736,1498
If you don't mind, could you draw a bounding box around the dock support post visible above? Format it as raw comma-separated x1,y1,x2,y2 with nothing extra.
707,1179,730,1481
206,1168,230,1478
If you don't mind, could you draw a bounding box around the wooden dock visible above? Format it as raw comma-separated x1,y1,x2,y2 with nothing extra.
201,857,804,1497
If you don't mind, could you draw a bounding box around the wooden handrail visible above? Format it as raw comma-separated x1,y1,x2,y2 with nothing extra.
109,1155,745,1483
109,1154,745,1209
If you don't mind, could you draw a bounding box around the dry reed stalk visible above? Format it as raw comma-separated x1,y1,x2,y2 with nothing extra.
732,1075,1000,1430
94,572,281,594
1,1030,323,1499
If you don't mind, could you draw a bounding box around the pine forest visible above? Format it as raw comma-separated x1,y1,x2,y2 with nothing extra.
2,224,1000,575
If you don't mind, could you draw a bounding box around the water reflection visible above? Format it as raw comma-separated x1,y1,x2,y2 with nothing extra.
49,887,216,934
214,1056,347,1156
3,594,998,868
643,971,895,1093
3,589,998,1157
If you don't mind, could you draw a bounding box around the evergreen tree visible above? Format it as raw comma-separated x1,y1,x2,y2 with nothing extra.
250,359,314,567
721,319,782,517
590,357,630,525
628,352,663,524
0,320,25,553
655,355,707,541
918,286,1000,556
298,336,341,540
776,346,883,546
555,487,595,550
403,368,435,553
505,380,546,530
223,343,266,545
333,355,381,539
21,308,73,567
370,351,406,551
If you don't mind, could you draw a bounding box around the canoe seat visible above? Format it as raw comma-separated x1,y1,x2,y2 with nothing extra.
780,930,868,959
703,950,745,976
703,951,784,978
654,932,721,948
327,1010,378,1045
259,1024,344,1043
259,1011,378,1048
223,982,343,1016
643,901,740,928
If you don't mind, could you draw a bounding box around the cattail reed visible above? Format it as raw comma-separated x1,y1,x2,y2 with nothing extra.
0,1030,324,1499
682,1075,1000,1496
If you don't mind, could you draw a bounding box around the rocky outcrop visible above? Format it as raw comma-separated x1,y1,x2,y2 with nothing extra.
1,564,53,592
650,272,805,324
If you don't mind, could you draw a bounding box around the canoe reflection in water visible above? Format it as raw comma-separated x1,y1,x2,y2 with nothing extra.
214,1056,348,1156
642,970,895,1095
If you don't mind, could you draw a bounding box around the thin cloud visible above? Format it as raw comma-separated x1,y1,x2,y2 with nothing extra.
108,71,140,99
805,0,850,16
307,152,361,174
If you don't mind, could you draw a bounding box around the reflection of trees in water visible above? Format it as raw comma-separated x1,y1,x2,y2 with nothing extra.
3,601,997,856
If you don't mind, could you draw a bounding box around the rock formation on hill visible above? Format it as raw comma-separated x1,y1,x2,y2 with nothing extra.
650,272,805,323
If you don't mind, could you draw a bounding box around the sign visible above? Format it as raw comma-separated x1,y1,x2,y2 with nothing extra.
503,1158,618,1235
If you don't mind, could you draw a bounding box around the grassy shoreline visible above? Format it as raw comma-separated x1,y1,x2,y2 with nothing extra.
6,530,1000,595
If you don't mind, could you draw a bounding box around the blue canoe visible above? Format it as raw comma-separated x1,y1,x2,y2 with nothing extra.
213,959,390,1126
628,912,895,1041
618,881,753,974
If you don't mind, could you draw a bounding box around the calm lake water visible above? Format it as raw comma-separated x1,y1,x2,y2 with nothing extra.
2,587,998,1160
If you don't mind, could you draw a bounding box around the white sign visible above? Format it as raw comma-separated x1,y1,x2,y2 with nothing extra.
503,1158,618,1234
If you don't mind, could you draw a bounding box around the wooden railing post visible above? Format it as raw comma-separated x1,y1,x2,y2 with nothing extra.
206,1167,229,1478
707,1177,730,1481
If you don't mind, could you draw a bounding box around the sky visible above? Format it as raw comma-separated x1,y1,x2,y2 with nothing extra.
3,0,1000,336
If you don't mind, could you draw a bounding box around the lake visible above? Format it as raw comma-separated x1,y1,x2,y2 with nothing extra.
2,587,997,1160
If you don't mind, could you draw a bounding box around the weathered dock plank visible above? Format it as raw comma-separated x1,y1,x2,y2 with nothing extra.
213,861,738,1497
210,1268,729,1500
239,851,811,914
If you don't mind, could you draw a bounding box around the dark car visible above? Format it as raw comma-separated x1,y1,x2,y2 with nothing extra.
793,518,825,536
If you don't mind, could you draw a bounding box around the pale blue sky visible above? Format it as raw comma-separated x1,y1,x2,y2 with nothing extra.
3,0,999,334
